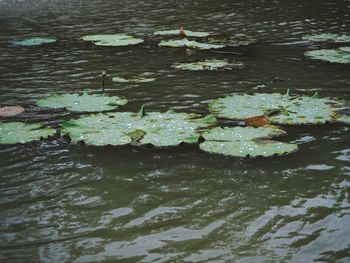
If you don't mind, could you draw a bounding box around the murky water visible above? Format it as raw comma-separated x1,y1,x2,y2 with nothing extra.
1,0,350,262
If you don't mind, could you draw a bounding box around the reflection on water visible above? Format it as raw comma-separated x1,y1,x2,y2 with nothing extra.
0,0,350,262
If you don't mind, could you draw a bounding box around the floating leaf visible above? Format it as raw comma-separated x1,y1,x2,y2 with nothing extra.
112,76,156,83
0,106,24,117
172,59,244,71
36,91,127,112
0,122,55,144
208,92,344,125
302,33,350,43
335,113,350,124
154,29,209,37
13,37,56,46
62,109,217,147
80,34,144,47
305,48,350,64
159,38,225,50
207,35,257,47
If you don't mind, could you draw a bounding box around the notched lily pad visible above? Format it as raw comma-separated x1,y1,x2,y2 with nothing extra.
0,122,56,144
112,76,156,83
80,34,144,47
302,33,350,43
13,37,56,46
36,91,127,112
305,48,350,64
0,106,25,117
172,59,244,71
62,108,217,147
154,29,209,37
159,38,225,50
208,92,345,125
200,126,297,158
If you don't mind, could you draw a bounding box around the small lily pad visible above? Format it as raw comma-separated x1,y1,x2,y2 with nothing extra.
0,106,25,117
172,59,244,71
0,122,56,144
154,29,209,37
36,91,127,112
302,33,350,43
80,34,144,47
305,48,350,64
62,109,217,147
13,37,56,46
199,126,297,158
335,113,350,124
159,38,225,50
112,76,156,83
208,92,344,125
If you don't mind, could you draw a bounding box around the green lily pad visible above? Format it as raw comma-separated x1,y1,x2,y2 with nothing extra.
62,109,217,147
13,37,56,46
159,38,225,50
154,29,209,37
302,33,350,43
0,122,56,144
80,34,144,47
112,76,156,83
208,92,344,125
335,114,350,124
172,59,244,71
36,91,127,112
305,48,350,64
0,106,24,117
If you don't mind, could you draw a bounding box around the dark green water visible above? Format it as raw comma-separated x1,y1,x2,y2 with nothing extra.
1,0,350,262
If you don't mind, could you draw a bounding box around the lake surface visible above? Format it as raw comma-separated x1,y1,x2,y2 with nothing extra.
1,0,350,262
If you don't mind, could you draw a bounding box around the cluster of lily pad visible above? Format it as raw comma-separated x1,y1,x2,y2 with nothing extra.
303,33,350,64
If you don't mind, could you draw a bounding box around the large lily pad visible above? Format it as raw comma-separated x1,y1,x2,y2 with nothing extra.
62,109,217,147
13,37,56,46
208,92,344,125
0,122,56,144
305,48,350,64
154,29,209,37
36,91,127,112
302,33,350,43
159,38,225,50
0,106,24,117
112,76,156,83
172,59,244,71
80,34,144,47
200,126,297,158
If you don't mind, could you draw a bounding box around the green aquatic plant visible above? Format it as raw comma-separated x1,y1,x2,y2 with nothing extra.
207,35,257,47
154,29,209,37
208,92,345,125
112,76,156,83
62,108,217,147
305,48,350,64
0,122,56,144
13,37,56,46
80,34,144,46
0,106,24,117
36,91,127,112
302,33,350,43
159,38,225,50
199,126,298,158
172,59,244,71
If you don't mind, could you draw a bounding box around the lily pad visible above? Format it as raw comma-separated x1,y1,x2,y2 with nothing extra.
305,48,350,64
112,76,156,83
0,122,56,144
172,59,244,71
154,29,209,37
208,92,344,125
36,91,127,112
302,33,350,43
199,126,297,158
159,38,225,50
62,109,217,147
0,106,25,117
80,34,144,47
207,35,257,47
13,37,56,46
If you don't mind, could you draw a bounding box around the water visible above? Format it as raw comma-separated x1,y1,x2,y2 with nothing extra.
1,0,350,262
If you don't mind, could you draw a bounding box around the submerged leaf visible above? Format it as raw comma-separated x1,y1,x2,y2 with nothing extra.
154,29,209,37
112,76,156,83
36,91,127,112
80,34,144,47
305,48,350,64
172,59,244,71
159,38,225,50
13,37,56,46
0,122,55,144
0,106,25,117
